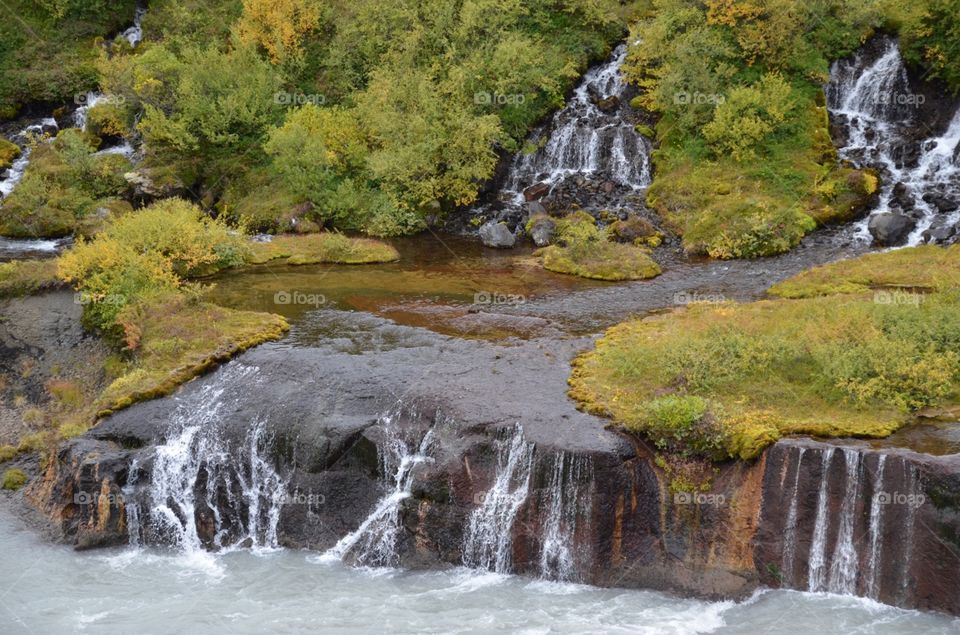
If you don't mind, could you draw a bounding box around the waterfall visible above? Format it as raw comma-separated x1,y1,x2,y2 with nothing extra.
780,447,806,586
827,449,862,594
538,452,594,582
898,463,919,602
865,454,887,599
827,37,960,245
322,410,435,567
122,4,147,47
497,43,651,206
462,426,534,574
807,447,835,592
124,363,287,552
0,119,58,199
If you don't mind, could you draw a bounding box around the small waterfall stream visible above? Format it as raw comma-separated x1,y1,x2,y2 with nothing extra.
462,426,535,574
504,44,651,200
865,454,887,599
807,447,836,592
538,451,594,582
321,405,435,567
826,449,862,594
775,444,926,602
827,37,960,245
462,426,594,582
1,6,145,203
124,364,287,552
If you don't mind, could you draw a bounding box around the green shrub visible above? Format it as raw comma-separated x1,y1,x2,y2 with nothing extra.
1,468,27,491
57,198,247,334
0,446,16,463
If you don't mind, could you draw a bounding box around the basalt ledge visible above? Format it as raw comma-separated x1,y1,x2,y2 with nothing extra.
22,410,960,616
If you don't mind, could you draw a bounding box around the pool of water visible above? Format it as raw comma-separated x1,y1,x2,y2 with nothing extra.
0,510,954,634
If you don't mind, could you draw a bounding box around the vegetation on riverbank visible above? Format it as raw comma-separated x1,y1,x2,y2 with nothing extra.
537,212,661,280
0,259,62,297
0,129,131,238
622,0,939,258
569,246,960,461
246,233,400,266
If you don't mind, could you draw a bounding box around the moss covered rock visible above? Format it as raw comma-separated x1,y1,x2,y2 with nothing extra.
0,138,20,170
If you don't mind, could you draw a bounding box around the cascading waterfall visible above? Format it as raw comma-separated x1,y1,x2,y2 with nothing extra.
538,452,594,582
124,363,287,552
0,119,58,199
322,409,435,567
807,447,836,592
780,447,806,586
865,454,887,599
827,37,960,244
0,6,146,203
500,44,651,204
462,426,534,574
826,449,862,594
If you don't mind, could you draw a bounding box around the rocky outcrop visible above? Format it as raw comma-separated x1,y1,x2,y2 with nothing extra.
755,439,960,615
17,311,960,615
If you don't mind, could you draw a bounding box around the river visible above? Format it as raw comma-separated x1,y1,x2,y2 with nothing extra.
0,511,954,634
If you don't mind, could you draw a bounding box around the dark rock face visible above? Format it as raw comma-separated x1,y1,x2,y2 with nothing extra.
868,212,916,245
478,221,516,248
755,439,960,615
19,309,960,615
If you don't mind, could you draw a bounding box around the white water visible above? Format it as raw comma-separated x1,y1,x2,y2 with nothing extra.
125,364,287,553
780,447,806,586
463,426,534,573
122,4,147,47
827,38,960,244
0,118,58,198
321,409,435,567
866,454,887,599
502,44,651,202
539,451,594,582
826,449,862,594
3,509,954,635
807,447,835,592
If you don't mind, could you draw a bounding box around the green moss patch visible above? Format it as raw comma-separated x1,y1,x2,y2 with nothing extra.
1,468,27,490
0,138,20,170
539,243,661,281
0,260,63,298
769,245,960,299
94,294,288,418
570,250,960,461
246,233,400,266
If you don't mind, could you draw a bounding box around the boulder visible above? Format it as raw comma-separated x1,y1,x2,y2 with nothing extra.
479,221,516,248
527,216,556,247
922,193,959,213
868,212,915,246
525,201,547,217
523,182,550,201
